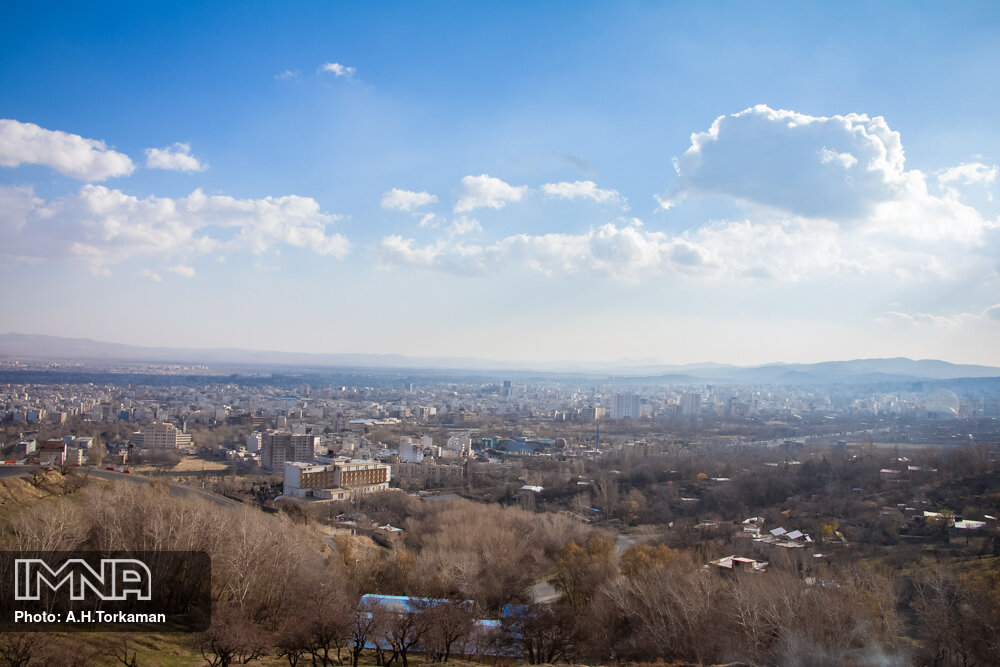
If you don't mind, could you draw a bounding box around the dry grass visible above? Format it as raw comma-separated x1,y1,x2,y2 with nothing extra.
0,467,79,508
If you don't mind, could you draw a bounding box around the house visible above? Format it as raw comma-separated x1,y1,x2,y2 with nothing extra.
708,555,768,572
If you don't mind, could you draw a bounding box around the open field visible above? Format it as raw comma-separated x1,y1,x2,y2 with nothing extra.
133,456,230,474
848,441,966,451
52,633,494,667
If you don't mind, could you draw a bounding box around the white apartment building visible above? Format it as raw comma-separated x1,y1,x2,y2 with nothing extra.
133,422,192,449
611,393,641,420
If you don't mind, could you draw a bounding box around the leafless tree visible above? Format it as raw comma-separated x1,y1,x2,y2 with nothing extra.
0,632,46,667
197,602,269,667
416,599,476,662
501,603,579,664
381,606,426,667
108,635,139,667
350,599,386,667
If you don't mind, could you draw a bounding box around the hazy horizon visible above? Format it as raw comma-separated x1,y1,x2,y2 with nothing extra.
2,3,999,366
3,332,1000,378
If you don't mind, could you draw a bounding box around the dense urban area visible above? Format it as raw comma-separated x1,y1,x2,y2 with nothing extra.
1,360,999,666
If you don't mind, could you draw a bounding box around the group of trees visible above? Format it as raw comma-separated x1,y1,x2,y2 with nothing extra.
539,537,1000,666
318,491,590,614
2,463,1000,665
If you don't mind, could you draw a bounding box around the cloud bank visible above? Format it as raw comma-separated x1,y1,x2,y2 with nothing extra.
0,185,348,275
379,106,998,285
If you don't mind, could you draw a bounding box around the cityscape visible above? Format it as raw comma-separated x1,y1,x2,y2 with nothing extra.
3,2,1000,666
1,345,999,664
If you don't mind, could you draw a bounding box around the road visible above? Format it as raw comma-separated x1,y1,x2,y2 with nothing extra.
530,580,559,604
0,464,243,509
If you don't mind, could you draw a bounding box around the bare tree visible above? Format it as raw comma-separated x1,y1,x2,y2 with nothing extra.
381,606,426,667
274,617,310,667
501,603,579,664
108,635,139,667
350,598,386,667
416,599,476,662
0,633,46,667
299,579,355,666
197,602,269,667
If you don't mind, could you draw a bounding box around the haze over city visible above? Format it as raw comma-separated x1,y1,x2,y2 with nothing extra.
2,2,1000,366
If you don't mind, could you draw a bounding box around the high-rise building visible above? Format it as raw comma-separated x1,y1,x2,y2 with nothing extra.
611,393,641,420
680,392,702,416
261,431,319,471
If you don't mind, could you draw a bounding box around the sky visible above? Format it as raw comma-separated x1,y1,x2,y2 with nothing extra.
1,1,1000,367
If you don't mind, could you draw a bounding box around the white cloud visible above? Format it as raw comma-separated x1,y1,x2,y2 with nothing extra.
139,269,162,283
0,185,349,274
381,188,438,211
275,69,301,81
663,105,993,244
665,105,904,218
373,221,683,281
878,303,1000,327
418,213,437,228
376,107,1000,286
454,174,526,213
449,216,482,236
375,209,988,284
167,264,196,277
877,311,971,328
319,62,356,77
0,185,42,233
0,119,135,181
938,162,998,202
376,235,487,275
938,162,998,187
541,180,622,204
145,142,207,172
378,222,674,281
819,147,858,169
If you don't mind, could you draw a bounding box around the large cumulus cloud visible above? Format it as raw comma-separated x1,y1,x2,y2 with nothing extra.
662,105,995,245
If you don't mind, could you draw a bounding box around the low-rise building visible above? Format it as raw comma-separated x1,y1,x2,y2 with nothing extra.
38,439,67,465
283,458,391,499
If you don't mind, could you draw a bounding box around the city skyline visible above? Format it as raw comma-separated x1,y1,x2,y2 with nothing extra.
2,3,999,365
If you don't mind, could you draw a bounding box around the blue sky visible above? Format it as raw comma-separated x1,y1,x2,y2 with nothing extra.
2,2,999,365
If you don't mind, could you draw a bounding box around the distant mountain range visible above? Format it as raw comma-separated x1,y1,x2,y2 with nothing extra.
1,332,998,384
608,358,1000,385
